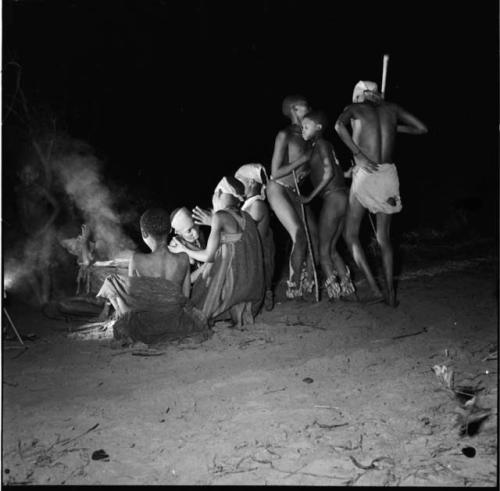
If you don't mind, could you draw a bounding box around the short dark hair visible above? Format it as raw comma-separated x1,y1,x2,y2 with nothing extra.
303,110,328,131
140,208,171,239
282,95,308,117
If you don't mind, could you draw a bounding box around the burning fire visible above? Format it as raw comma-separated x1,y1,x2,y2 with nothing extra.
3,261,25,293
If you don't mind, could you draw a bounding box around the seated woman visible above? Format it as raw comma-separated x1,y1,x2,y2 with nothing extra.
234,163,275,311
97,208,208,345
168,206,207,283
172,176,265,328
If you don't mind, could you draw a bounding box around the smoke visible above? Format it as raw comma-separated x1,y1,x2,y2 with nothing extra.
52,152,136,259
5,136,137,300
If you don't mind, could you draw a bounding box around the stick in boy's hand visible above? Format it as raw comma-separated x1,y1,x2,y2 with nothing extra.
192,207,213,227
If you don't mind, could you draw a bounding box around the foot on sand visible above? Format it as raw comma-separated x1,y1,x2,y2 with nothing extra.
339,291,359,303
360,293,385,305
264,290,275,311
385,290,399,308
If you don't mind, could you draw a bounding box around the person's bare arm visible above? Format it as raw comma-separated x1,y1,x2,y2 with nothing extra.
272,152,311,179
181,255,191,297
270,130,288,178
335,106,378,173
396,105,428,134
269,130,310,179
128,254,138,276
301,142,333,204
245,200,267,236
172,212,223,263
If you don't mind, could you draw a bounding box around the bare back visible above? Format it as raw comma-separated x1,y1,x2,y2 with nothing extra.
349,101,399,164
131,248,189,290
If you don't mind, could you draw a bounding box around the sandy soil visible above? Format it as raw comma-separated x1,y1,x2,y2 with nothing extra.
2,254,498,486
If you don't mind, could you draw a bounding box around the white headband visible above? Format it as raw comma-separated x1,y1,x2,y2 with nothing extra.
214,177,244,201
353,80,380,102
235,163,268,200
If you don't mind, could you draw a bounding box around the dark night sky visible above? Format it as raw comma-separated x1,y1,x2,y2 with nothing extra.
2,0,499,234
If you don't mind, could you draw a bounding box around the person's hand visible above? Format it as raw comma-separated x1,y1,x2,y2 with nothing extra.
192,206,213,226
344,167,354,179
356,153,379,173
170,237,187,252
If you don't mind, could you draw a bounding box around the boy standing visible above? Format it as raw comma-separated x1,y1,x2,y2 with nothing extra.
280,110,355,300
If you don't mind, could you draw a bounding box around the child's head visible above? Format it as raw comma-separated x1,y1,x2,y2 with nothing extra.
301,110,328,141
140,208,171,248
352,80,382,104
170,207,199,243
282,95,310,122
234,163,268,198
212,176,245,211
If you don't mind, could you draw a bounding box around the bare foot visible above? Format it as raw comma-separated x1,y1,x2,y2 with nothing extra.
386,290,399,308
264,290,274,311
360,291,385,305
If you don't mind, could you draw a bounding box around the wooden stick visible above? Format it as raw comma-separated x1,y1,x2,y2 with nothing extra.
292,170,319,302
3,308,24,346
381,53,390,98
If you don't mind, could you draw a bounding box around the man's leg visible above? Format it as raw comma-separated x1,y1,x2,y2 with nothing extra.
376,213,397,307
343,193,383,300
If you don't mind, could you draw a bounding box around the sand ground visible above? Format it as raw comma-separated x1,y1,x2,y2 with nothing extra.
2,253,498,486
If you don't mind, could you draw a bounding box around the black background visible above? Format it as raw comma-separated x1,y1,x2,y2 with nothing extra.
3,0,499,235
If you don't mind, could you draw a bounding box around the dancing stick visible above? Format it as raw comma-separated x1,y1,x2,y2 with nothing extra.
292,169,319,302
381,53,390,99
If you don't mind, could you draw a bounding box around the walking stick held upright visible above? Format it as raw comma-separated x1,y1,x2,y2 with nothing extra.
292,169,319,303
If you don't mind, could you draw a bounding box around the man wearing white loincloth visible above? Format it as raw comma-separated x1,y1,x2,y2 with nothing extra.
335,81,428,306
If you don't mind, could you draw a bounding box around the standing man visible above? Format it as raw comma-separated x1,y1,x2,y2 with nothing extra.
335,81,428,306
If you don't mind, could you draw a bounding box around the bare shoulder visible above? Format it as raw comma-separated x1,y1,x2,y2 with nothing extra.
176,251,190,268
131,252,147,266
251,199,268,218
337,103,361,121
275,128,289,143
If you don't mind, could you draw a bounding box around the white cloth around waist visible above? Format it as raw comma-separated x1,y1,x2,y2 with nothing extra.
351,163,402,214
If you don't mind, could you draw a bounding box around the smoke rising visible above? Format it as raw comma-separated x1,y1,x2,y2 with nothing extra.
52,152,136,259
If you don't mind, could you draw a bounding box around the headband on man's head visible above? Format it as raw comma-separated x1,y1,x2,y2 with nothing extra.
352,80,381,103
171,206,194,232
214,177,245,202
235,163,268,200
